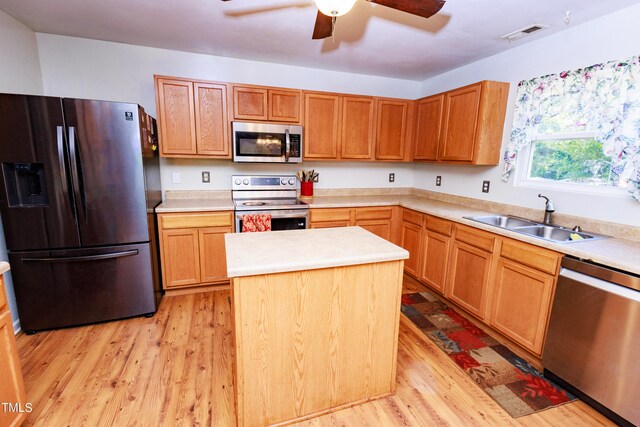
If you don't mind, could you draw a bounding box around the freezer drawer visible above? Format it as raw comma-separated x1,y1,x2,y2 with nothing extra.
9,243,157,332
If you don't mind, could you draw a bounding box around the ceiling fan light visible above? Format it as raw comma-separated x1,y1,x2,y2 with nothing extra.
313,0,357,17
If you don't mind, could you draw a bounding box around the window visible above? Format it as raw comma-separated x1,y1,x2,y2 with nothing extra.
518,132,627,193
503,54,640,200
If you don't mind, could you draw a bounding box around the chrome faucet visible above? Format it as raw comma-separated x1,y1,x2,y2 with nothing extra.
538,194,555,225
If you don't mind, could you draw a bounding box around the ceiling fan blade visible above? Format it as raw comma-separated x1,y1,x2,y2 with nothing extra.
369,0,445,19
312,11,333,39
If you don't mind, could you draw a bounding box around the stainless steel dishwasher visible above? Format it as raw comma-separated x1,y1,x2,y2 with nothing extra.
543,256,640,426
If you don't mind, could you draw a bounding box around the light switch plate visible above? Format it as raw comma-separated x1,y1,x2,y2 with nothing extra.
171,172,181,184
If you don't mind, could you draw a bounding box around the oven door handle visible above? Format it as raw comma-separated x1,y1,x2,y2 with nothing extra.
236,211,308,220
284,129,291,162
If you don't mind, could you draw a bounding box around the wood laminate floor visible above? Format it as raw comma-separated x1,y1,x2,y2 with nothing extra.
16,278,612,426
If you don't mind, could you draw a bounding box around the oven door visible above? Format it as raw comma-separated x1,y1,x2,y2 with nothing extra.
236,209,309,232
232,122,302,163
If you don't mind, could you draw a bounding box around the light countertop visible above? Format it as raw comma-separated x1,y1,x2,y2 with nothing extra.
0,261,9,275
225,226,409,278
158,193,640,276
155,198,234,213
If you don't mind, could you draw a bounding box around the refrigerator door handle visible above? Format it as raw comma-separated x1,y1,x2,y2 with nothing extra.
68,126,87,222
22,249,139,263
56,126,71,198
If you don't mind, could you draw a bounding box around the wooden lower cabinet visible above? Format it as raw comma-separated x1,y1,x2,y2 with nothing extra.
489,240,561,355
309,207,394,241
420,230,450,294
158,212,234,292
400,221,422,278
446,240,493,319
0,273,27,427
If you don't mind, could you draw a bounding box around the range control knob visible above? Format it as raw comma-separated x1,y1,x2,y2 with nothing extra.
243,178,249,185
281,178,287,185
234,178,241,185
288,178,295,185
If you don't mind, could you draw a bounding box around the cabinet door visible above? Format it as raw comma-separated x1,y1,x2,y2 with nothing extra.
0,310,27,427
420,230,450,294
161,229,201,288
439,83,481,162
375,99,409,160
446,240,492,319
199,227,231,283
268,89,301,123
356,219,392,241
400,221,422,277
194,82,229,157
341,96,375,160
233,86,268,120
156,77,197,155
490,259,555,355
303,93,341,159
414,94,444,161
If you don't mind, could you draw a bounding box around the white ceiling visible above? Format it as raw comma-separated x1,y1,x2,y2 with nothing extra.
0,0,637,81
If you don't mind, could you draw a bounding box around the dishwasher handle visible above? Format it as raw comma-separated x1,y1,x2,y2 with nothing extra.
560,267,640,303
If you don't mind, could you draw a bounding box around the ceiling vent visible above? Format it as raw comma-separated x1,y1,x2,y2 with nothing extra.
500,24,548,42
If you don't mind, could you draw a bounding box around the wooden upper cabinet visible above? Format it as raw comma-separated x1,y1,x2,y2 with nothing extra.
304,92,341,159
440,84,482,162
233,86,268,120
194,83,229,156
413,94,444,161
375,99,411,161
156,77,197,155
268,89,301,123
439,81,509,164
341,96,376,160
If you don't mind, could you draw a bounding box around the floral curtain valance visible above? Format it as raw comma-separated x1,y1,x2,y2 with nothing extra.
503,54,640,200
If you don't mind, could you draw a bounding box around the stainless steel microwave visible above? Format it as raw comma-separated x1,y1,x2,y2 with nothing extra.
232,122,303,163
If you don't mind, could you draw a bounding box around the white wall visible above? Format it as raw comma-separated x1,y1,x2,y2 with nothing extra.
36,34,421,193
0,10,44,330
415,3,640,226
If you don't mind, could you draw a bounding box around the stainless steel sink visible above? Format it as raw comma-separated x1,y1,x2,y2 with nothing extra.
513,225,596,243
468,215,537,229
464,214,608,244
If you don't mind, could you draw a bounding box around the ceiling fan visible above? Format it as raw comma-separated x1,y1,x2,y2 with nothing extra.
221,0,446,39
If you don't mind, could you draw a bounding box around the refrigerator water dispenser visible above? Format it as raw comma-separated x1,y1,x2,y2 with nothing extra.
2,162,49,207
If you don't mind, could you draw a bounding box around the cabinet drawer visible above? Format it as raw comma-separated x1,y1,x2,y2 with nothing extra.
0,276,6,313
311,208,351,223
402,209,423,226
425,215,452,236
160,212,233,230
454,224,495,252
499,239,560,275
355,207,393,221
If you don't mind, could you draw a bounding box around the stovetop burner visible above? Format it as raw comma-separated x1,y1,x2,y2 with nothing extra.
243,201,266,206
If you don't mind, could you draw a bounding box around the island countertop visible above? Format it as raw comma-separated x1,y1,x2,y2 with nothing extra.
225,226,409,278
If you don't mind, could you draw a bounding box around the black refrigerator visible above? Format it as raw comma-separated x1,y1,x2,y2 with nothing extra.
0,94,162,333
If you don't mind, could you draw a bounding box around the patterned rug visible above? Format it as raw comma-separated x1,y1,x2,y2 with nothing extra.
401,291,576,418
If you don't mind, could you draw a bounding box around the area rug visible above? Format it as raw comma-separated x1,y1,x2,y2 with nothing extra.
400,291,576,418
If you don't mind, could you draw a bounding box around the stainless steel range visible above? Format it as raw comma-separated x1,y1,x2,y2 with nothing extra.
232,175,309,232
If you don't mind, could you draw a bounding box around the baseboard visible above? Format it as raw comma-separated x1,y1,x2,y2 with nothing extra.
13,317,21,335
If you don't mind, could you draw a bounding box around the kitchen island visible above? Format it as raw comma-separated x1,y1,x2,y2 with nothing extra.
225,227,409,426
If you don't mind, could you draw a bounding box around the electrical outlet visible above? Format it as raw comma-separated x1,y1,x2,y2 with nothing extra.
482,180,490,193
202,171,210,183
389,173,395,183
171,172,181,184
436,176,442,186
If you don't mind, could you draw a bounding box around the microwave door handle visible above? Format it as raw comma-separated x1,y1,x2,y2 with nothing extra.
285,129,291,162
